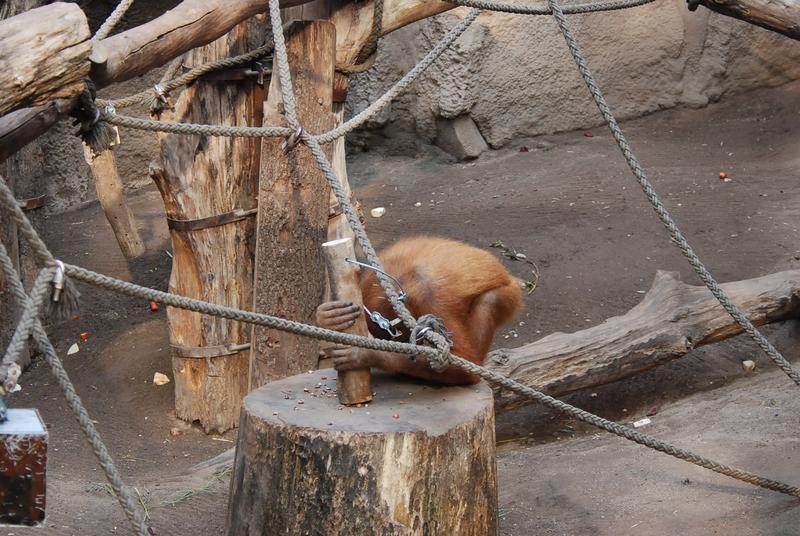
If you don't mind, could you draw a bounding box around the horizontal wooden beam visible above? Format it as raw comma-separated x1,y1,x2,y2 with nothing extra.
489,269,800,413
91,0,310,87
0,3,91,116
692,0,800,41
0,0,457,161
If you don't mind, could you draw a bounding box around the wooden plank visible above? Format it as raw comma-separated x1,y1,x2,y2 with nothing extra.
0,3,91,116
249,20,336,389
152,19,269,434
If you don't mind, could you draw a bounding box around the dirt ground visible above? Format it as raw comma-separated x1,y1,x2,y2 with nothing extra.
5,80,799,535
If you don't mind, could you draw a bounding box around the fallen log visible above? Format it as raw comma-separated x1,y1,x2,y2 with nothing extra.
690,0,800,41
0,3,91,117
488,269,800,413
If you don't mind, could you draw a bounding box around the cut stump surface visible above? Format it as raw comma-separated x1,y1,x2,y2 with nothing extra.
227,370,498,535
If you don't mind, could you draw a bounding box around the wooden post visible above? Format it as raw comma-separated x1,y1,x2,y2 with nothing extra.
83,146,145,259
152,19,268,434
249,20,335,389
692,0,800,41
321,238,373,405
227,370,498,535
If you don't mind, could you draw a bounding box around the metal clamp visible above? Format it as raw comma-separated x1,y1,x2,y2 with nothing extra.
167,207,258,232
281,126,304,154
153,84,169,104
51,260,65,303
363,306,403,339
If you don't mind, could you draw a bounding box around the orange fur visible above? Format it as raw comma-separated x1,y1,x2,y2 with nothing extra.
360,236,523,384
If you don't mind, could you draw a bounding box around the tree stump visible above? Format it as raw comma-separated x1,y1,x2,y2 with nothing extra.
227,370,497,536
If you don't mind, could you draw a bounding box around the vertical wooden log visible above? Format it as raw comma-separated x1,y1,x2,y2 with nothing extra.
153,20,267,433
322,237,373,404
227,371,498,536
83,146,145,259
249,21,336,389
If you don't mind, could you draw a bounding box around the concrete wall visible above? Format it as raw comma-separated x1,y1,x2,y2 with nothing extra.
345,3,800,151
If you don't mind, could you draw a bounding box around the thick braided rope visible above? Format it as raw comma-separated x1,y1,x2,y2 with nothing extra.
98,39,275,110
268,0,300,128
0,175,54,267
316,8,480,144
1,269,50,368
447,0,656,14
0,246,151,535
543,0,800,386
103,12,474,142
93,0,135,40
448,353,800,497
337,0,384,74
58,261,800,497
106,113,293,138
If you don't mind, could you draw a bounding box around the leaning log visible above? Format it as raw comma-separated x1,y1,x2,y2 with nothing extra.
488,269,800,412
227,370,497,535
83,146,145,259
691,0,800,41
0,3,91,116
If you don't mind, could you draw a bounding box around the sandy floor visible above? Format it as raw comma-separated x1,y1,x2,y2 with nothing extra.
5,80,800,535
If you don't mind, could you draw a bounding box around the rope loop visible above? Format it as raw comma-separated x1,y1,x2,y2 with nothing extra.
411,314,453,372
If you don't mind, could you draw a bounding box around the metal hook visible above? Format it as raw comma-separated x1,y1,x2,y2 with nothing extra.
280,126,304,154
345,258,406,301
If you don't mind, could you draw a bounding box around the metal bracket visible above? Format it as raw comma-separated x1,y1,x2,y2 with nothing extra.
172,342,251,359
199,59,273,86
167,207,257,232
17,195,46,211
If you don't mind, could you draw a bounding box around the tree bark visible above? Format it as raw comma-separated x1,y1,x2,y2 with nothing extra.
152,20,268,434
84,146,145,259
693,0,800,40
249,21,335,389
0,3,91,116
488,269,800,413
227,370,498,536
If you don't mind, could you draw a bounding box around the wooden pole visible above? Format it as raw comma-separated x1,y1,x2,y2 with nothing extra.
249,20,335,389
227,370,497,535
83,146,145,259
321,237,373,405
151,19,268,434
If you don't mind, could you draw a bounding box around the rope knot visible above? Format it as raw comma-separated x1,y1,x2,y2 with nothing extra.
72,79,116,155
411,314,452,372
